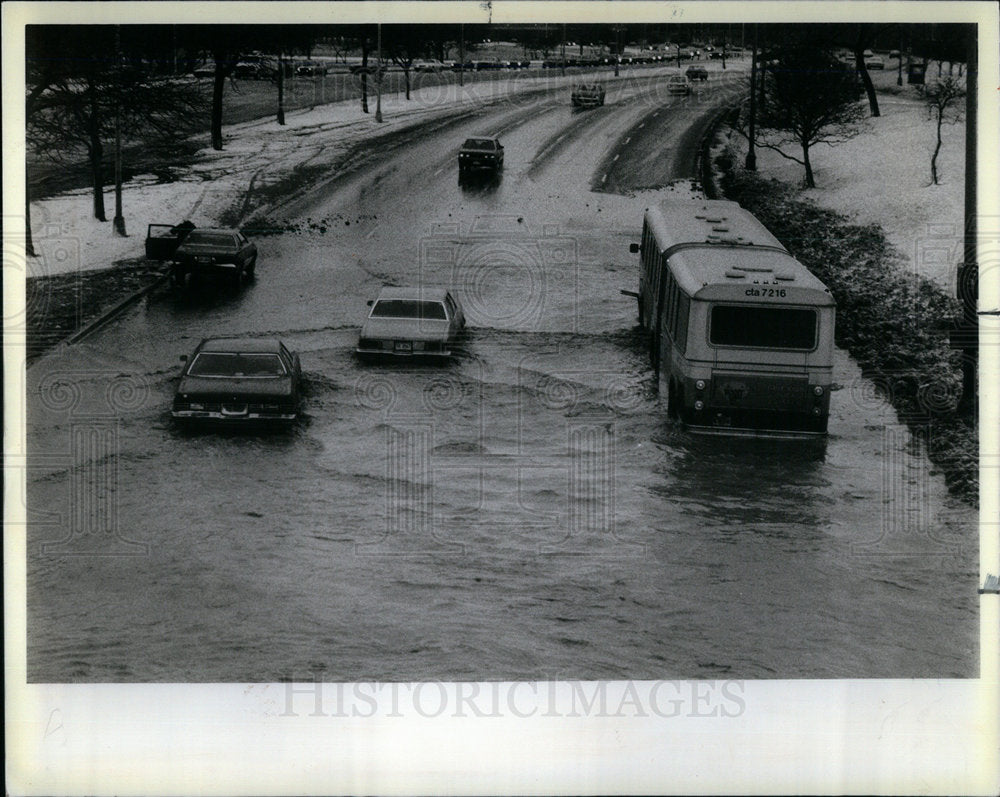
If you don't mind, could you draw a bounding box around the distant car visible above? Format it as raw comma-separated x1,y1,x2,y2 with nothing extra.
172,337,301,424
192,61,215,79
667,74,692,95
234,58,276,80
413,59,445,72
295,61,328,76
458,137,504,174
865,57,885,70
686,65,709,81
571,83,606,107
889,49,901,59
172,228,258,289
356,287,466,359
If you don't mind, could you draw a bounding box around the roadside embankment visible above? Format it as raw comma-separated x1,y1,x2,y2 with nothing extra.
714,144,977,505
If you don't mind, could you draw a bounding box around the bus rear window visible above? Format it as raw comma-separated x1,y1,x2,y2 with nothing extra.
710,305,817,349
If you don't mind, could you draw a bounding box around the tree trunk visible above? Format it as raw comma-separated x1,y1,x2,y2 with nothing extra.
26,181,36,257
361,41,369,113
89,129,106,221
854,52,880,117
87,81,106,221
931,111,943,184
802,142,815,188
404,67,411,100
211,64,225,150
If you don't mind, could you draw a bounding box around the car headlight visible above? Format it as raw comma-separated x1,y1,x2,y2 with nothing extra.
813,385,824,396
694,400,704,411
695,379,706,391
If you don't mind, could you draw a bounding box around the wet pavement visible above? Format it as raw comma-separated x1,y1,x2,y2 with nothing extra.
25,68,978,681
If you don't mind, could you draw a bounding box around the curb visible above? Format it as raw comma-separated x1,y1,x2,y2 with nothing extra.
65,272,170,345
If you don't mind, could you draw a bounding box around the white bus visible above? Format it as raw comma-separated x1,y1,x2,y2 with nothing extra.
626,200,836,436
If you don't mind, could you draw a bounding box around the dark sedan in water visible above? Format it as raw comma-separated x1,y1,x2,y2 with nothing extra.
172,338,301,424
172,228,258,289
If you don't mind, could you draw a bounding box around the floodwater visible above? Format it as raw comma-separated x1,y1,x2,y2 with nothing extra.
25,69,977,681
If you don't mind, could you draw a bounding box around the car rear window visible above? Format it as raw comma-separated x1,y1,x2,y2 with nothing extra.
710,305,817,350
371,299,448,320
462,139,496,151
185,231,236,247
188,352,287,376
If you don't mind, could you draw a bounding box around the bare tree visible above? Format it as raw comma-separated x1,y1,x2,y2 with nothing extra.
738,45,865,188
27,26,205,220
384,25,422,100
851,26,881,117
922,76,965,185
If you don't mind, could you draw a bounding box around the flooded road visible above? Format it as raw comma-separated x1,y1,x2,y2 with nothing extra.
26,69,977,681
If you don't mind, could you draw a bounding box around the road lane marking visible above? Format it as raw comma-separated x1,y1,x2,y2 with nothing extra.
625,136,631,144
601,173,608,184
613,154,620,161
638,122,645,128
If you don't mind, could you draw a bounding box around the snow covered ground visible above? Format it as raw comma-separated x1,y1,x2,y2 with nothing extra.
721,79,968,292
27,62,968,295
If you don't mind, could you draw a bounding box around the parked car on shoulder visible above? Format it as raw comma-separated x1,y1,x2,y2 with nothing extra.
864,57,885,69
686,64,709,80
356,287,466,359
172,337,301,424
458,136,504,174
171,227,258,289
667,74,692,95
571,83,606,107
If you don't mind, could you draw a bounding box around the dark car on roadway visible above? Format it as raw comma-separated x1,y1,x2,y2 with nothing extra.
356,287,466,359
172,228,258,289
571,83,606,107
172,337,302,424
458,137,504,175
667,75,693,95
686,65,709,81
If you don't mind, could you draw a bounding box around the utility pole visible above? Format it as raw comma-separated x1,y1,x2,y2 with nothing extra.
113,25,126,236
745,25,757,171
614,25,620,76
897,29,904,87
459,23,464,87
277,47,286,125
953,27,978,416
376,22,383,122
561,23,566,76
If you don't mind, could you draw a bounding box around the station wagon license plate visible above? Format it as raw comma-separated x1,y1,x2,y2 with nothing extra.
394,341,413,352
